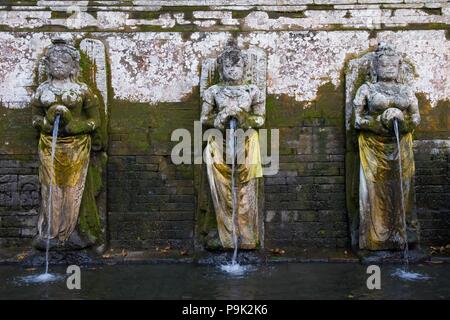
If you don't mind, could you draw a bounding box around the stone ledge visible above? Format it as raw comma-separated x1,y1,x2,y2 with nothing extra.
1,246,449,265
0,1,448,31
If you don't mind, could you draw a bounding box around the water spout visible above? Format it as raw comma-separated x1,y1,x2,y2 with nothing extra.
17,115,62,284
44,114,60,275
229,117,238,265
393,119,409,269
391,119,430,282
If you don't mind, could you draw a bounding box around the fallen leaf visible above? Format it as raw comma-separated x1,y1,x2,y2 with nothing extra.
121,249,128,257
269,248,285,255
16,254,26,261
180,250,189,256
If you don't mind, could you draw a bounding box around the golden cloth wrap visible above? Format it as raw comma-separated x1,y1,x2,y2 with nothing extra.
205,130,262,249
358,131,416,250
37,133,91,241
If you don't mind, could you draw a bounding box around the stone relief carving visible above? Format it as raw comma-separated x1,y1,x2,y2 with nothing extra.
31,38,108,253
345,43,421,251
198,39,267,250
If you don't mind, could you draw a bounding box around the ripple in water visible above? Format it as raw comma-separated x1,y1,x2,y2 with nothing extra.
219,263,254,276
16,273,64,285
392,268,431,281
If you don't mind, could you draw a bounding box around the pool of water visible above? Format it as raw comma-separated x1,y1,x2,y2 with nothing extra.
0,263,448,299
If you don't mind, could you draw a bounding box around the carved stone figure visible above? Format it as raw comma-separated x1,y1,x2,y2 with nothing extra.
199,39,266,250
346,43,421,251
31,38,108,252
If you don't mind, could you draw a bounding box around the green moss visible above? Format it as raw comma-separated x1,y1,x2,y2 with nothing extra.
78,156,104,244
404,23,449,30
414,94,450,139
50,11,72,19
128,11,160,20
0,106,37,155
265,81,344,128
419,8,442,16
267,11,306,19
108,88,200,155
232,10,253,19
78,48,108,150
306,4,334,10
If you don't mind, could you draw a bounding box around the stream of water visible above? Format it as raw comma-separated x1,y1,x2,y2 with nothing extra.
19,115,62,284
391,119,430,282
220,118,248,275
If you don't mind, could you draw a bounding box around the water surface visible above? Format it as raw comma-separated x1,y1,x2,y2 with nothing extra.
0,263,448,299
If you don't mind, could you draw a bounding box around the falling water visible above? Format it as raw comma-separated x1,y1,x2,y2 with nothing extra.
44,114,60,275
391,119,430,282
220,118,248,275
393,119,409,269
229,118,239,264
17,115,63,284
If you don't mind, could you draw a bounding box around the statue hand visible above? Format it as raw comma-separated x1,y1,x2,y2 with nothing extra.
214,112,226,130
41,118,53,134
381,108,404,129
64,120,81,135
246,115,265,128
235,111,248,128
46,104,72,126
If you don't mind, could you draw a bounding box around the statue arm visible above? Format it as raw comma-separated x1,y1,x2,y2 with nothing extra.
65,88,100,135
246,87,265,128
354,84,388,135
201,88,218,128
401,91,420,133
31,91,52,134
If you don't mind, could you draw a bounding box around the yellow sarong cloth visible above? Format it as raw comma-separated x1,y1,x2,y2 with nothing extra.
37,134,91,241
358,131,415,250
205,129,262,249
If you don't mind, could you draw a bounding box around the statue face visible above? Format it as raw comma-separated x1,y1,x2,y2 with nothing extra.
47,51,74,80
376,54,400,82
221,57,245,82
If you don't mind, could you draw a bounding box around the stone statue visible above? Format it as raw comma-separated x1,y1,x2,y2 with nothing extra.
31,38,108,252
346,43,421,251
199,39,266,250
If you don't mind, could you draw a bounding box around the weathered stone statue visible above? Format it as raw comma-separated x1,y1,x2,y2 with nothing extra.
346,43,421,251
31,38,107,252
200,39,266,250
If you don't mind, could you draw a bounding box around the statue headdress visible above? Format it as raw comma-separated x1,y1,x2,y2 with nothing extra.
217,38,247,68
369,42,407,84
43,37,80,80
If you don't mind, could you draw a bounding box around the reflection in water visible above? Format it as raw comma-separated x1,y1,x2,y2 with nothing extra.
1,263,448,299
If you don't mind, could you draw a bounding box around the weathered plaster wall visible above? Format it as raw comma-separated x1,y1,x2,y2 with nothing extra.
0,1,449,250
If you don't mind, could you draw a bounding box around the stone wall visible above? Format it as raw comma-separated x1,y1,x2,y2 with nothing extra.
0,0,449,251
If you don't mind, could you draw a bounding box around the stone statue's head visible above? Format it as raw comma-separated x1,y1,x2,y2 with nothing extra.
43,38,80,81
370,43,404,83
217,39,247,83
